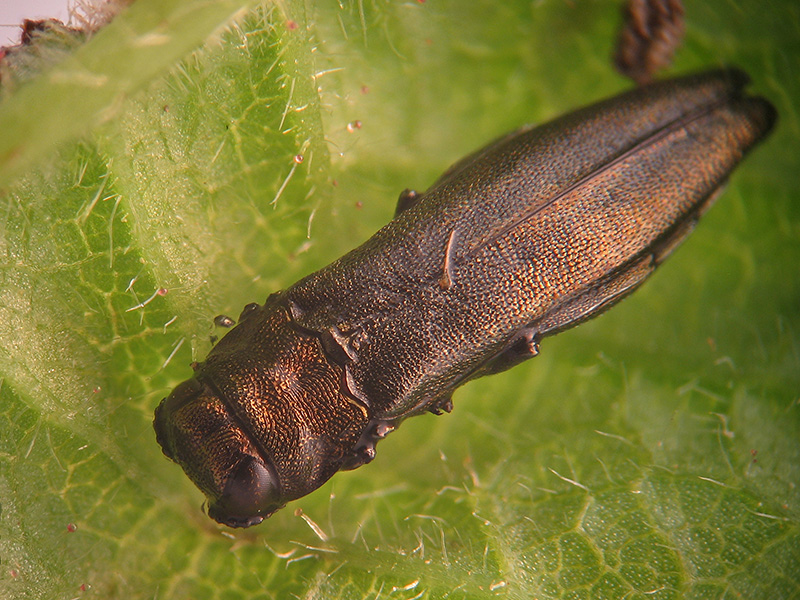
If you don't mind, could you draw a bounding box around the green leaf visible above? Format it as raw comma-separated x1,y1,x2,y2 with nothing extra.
1,0,798,599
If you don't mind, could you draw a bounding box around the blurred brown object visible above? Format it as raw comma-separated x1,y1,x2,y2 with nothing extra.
615,0,685,84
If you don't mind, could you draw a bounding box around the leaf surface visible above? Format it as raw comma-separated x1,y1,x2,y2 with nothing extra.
0,1,797,599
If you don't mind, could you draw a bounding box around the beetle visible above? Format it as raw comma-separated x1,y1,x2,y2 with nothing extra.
154,68,775,527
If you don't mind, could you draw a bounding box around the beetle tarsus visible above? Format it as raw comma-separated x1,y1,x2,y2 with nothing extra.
238,302,260,322
395,188,421,216
478,329,541,377
214,314,236,328
428,395,454,415
341,419,396,470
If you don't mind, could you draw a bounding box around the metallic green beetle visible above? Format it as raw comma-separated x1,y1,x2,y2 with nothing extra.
154,69,776,527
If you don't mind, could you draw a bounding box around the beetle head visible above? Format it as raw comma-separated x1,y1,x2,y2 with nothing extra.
154,302,371,527
154,377,283,527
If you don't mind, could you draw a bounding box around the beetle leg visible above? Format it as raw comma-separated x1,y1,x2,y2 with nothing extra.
340,443,376,471
340,419,396,470
395,188,423,216
427,394,454,415
477,329,541,377
214,314,236,328
238,302,260,322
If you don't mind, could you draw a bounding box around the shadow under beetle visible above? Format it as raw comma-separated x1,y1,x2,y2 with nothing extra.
154,69,776,527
